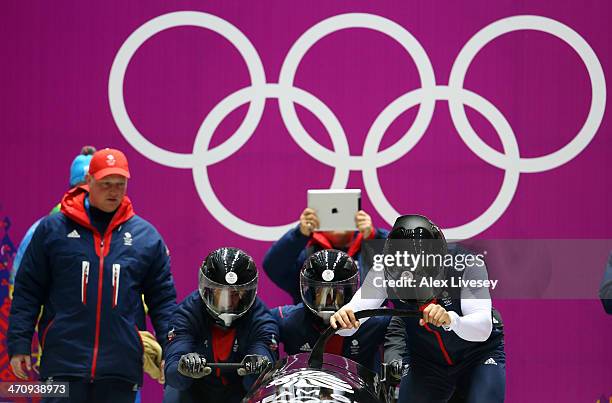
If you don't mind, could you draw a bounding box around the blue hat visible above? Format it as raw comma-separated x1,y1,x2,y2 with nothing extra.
69,154,93,187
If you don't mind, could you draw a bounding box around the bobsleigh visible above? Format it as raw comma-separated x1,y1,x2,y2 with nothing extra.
242,309,420,403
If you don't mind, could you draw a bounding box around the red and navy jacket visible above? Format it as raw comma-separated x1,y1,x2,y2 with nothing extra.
271,303,390,372
395,298,504,368
8,186,177,385
164,292,279,403
263,225,389,303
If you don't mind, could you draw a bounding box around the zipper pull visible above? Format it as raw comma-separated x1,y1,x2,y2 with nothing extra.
81,261,90,304
112,264,121,308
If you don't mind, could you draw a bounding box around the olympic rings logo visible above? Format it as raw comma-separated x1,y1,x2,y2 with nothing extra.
109,12,606,241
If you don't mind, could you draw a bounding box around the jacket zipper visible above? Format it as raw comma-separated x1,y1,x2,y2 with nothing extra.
90,239,105,381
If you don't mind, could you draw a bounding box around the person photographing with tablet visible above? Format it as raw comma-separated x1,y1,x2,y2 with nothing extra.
262,189,389,303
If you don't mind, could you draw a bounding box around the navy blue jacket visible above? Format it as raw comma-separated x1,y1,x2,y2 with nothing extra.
8,186,177,385
600,251,612,314
263,226,389,303
395,298,504,369
271,303,390,372
164,293,279,403
393,244,505,369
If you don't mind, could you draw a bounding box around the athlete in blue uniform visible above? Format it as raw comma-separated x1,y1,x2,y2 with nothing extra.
164,248,279,403
331,215,506,403
271,249,390,372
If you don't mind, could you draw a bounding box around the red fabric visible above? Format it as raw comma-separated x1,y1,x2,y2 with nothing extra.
211,326,237,384
60,186,135,256
88,148,131,180
324,335,344,355
40,319,55,349
90,240,106,380
419,299,453,365
309,233,333,250
308,230,370,258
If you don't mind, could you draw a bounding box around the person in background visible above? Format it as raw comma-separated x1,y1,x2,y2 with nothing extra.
271,249,390,373
8,148,177,403
10,145,96,297
263,206,388,303
164,247,278,403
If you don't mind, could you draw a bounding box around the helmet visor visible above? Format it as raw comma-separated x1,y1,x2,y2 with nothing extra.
199,274,257,317
300,274,359,314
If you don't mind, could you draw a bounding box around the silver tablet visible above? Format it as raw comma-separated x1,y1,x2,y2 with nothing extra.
307,189,361,231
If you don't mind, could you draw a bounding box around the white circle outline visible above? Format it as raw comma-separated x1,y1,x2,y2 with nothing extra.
448,15,606,173
278,13,437,170
192,84,350,241
108,11,267,168
362,86,520,240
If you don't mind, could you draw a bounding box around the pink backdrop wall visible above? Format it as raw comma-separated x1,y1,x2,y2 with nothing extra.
1,1,611,401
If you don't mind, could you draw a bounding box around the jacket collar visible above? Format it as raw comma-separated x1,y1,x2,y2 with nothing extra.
60,185,135,235
308,231,364,257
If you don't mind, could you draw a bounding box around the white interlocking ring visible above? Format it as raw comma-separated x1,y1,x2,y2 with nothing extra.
109,11,606,241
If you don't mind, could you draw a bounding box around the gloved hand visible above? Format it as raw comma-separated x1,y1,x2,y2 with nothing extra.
140,331,164,383
237,354,270,376
388,359,404,381
177,353,212,378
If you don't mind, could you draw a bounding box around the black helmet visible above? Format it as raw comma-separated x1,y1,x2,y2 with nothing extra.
198,247,258,327
388,215,446,245
385,215,447,304
300,249,359,323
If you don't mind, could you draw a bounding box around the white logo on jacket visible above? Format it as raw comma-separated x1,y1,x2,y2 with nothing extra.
350,339,359,355
123,232,133,246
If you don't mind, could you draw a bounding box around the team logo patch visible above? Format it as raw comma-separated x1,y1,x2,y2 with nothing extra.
106,154,116,166
225,271,238,284
400,271,413,282
269,336,278,352
123,232,133,246
167,327,176,342
322,269,334,282
350,339,359,355
402,363,411,377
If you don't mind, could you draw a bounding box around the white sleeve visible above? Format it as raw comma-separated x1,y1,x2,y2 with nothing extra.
336,267,387,336
443,298,492,342
442,260,493,342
